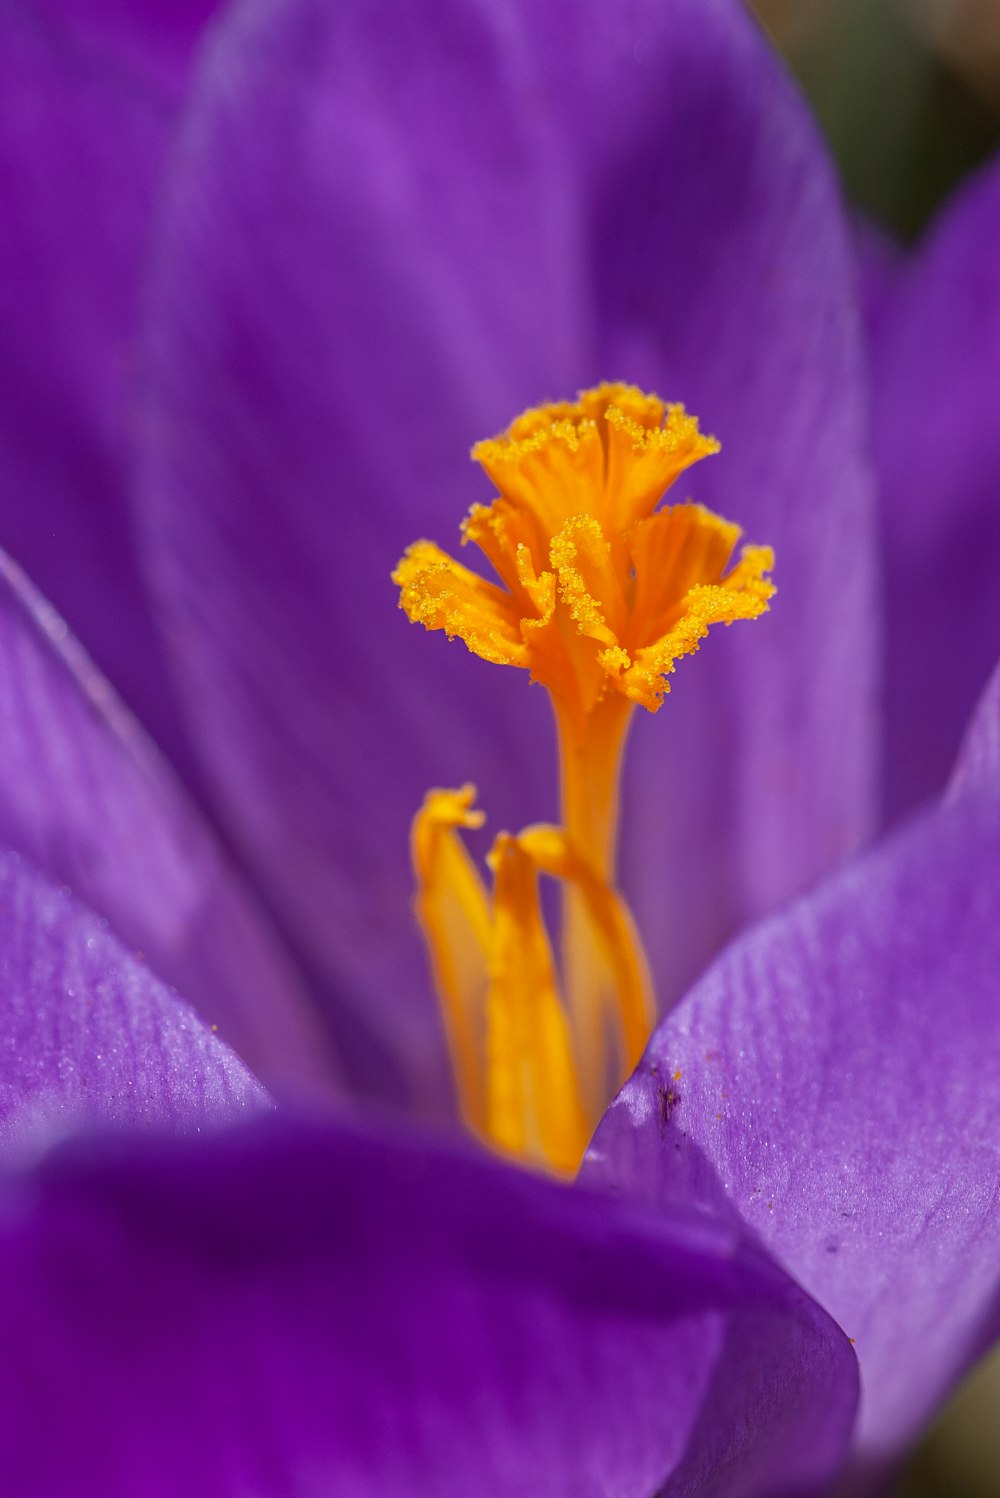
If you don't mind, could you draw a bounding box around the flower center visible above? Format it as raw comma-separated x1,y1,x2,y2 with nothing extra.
394,384,774,1175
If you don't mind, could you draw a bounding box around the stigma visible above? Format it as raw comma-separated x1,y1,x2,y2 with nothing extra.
394,385,774,1176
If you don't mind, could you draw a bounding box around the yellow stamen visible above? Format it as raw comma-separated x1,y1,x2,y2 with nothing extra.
394,385,774,1175
410,786,491,1131
485,832,588,1176
411,788,591,1174
517,823,654,1078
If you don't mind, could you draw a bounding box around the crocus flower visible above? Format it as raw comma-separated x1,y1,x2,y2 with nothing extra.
1,0,1000,1494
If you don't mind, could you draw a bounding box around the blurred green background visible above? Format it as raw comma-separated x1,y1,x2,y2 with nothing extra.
754,0,1000,238
749,3,1000,1493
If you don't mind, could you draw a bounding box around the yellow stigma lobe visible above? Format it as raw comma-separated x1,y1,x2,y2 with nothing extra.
394,385,774,1176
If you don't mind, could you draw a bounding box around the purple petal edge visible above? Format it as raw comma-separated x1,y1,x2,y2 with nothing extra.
948,655,1000,802
0,845,269,1165
0,0,218,769
0,550,339,1101
0,1113,858,1497
873,154,1000,818
586,788,1000,1480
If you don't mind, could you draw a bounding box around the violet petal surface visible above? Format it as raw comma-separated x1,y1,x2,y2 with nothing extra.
0,1114,858,1496
0,846,268,1165
587,788,1000,1479
873,153,1000,818
0,0,217,765
0,552,337,1100
948,655,1000,802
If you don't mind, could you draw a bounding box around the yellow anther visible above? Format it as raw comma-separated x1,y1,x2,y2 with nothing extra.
411,786,590,1175
396,386,774,1174
516,824,654,1076
411,787,492,1130
485,832,588,1176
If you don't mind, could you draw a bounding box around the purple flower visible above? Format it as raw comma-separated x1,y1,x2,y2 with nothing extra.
1,0,999,1493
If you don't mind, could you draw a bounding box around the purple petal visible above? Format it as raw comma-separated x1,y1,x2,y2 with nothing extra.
0,0,217,767
0,847,267,1165
948,656,1000,801
0,552,338,1100
26,0,222,91
853,215,902,344
137,0,878,1105
540,0,881,1005
872,153,1000,819
0,1115,858,1496
586,789,1000,1478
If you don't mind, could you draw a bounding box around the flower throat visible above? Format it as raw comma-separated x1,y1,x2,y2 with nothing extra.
394,384,774,1175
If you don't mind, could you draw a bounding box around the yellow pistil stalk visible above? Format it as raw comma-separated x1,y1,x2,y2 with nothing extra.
394,384,774,1175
